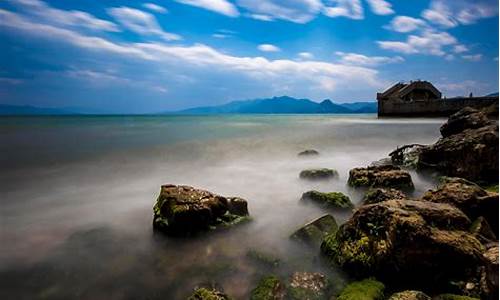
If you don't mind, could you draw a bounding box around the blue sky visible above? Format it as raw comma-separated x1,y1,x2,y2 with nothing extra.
0,0,498,113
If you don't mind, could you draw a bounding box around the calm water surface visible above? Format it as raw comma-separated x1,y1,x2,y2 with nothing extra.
0,114,444,299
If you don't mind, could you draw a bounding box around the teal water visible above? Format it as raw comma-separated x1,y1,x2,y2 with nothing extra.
0,114,444,299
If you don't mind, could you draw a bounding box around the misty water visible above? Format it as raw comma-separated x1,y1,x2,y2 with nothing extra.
0,114,445,299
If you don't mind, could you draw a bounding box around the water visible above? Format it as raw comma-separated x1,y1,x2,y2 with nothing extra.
0,114,444,299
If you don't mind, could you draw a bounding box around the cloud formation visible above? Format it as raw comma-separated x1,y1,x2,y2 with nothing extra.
257,44,281,52
174,0,239,17
336,52,404,66
422,0,498,28
143,3,168,14
386,16,426,33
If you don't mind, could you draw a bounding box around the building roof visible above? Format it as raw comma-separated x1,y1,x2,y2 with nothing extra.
380,81,441,99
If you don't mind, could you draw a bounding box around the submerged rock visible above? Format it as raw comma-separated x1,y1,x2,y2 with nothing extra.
299,149,320,156
300,168,339,180
301,191,353,209
389,144,426,168
336,278,385,300
422,177,499,234
250,275,286,300
321,200,484,286
188,288,232,300
388,290,430,300
288,272,331,300
440,107,492,138
362,188,408,205
290,214,338,248
153,185,250,235
246,249,281,269
348,165,414,190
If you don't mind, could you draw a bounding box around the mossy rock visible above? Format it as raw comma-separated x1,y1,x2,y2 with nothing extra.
348,165,414,190
299,168,339,180
246,249,281,269
291,214,338,248
250,275,286,300
188,288,232,300
288,272,331,300
336,279,384,300
362,188,407,205
483,184,499,193
301,191,353,209
388,290,430,300
433,294,479,300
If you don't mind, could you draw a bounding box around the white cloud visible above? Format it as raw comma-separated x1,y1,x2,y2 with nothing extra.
174,0,239,17
108,7,181,41
247,14,274,21
365,0,394,15
323,0,364,20
378,30,457,56
335,52,404,66
143,3,168,14
298,52,314,60
453,44,468,53
422,0,498,28
258,44,281,52
462,54,482,62
8,0,119,32
237,0,322,24
386,16,426,33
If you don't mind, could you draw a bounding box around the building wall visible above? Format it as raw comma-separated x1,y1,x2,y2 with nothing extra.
378,96,499,117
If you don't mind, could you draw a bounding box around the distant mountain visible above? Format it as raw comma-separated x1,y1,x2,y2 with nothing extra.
0,104,77,115
175,96,377,114
486,92,499,97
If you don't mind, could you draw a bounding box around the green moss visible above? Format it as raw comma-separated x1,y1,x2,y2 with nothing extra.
483,184,499,193
337,279,385,300
250,276,285,300
302,191,353,209
321,231,375,268
348,177,370,187
299,168,339,180
288,287,325,300
433,294,479,300
188,288,232,300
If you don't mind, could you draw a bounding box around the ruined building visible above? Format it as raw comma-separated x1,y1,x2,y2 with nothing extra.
377,80,498,117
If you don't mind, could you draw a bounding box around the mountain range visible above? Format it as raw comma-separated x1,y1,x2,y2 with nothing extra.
174,96,377,114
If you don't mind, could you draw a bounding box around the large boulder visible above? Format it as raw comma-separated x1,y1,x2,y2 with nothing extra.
418,124,498,183
300,168,339,180
348,165,414,190
421,177,499,234
290,214,338,248
440,107,492,138
301,191,354,209
321,200,484,287
153,185,249,235
389,144,426,168
362,188,408,205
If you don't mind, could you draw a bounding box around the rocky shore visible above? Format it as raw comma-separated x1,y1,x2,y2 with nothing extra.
154,106,498,299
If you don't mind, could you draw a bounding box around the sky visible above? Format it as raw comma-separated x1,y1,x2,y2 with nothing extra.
0,0,498,113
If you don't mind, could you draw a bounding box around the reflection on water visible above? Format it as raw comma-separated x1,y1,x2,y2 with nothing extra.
0,114,444,299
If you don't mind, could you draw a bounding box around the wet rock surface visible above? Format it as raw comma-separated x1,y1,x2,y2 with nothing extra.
290,214,338,248
336,278,385,300
250,275,286,300
300,168,339,180
388,290,431,300
362,188,408,205
440,107,493,138
153,185,250,235
301,191,354,209
321,199,484,286
348,165,414,189
288,271,331,300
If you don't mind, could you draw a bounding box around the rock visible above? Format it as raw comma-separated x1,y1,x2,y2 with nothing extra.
336,278,385,300
389,144,426,168
188,287,232,300
301,191,354,209
290,214,338,248
250,275,286,300
440,107,492,138
362,188,408,205
246,249,281,269
418,124,499,183
299,149,320,156
370,157,393,167
422,177,499,234
388,290,430,300
300,168,339,180
153,185,250,235
470,217,497,244
483,245,499,299
433,294,479,300
348,165,414,190
321,200,484,286
288,272,331,300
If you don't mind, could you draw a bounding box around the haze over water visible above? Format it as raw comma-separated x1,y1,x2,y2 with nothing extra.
0,114,444,299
